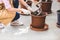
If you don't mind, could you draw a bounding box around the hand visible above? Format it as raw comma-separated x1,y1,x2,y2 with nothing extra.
27,6,39,12
27,6,34,12
20,9,31,15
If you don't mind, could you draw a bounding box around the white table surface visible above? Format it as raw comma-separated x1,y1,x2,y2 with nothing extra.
0,0,60,40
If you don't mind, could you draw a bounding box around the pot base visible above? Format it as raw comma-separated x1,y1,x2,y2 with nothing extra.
30,24,48,31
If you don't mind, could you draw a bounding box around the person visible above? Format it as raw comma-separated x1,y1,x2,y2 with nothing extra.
12,0,38,15
0,0,28,28
10,0,31,15
19,0,33,10
19,0,39,12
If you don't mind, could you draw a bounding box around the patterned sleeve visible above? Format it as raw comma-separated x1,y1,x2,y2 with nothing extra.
2,0,12,9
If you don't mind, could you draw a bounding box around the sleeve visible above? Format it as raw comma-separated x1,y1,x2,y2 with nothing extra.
2,0,12,9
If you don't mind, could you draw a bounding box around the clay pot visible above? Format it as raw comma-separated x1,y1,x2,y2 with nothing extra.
57,0,60,2
31,14,46,29
41,1,52,14
26,1,32,6
57,10,60,24
57,10,60,28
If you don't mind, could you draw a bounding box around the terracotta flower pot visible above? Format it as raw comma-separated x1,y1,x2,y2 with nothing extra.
26,1,32,7
30,12,48,31
57,10,60,28
41,1,52,14
57,0,60,2
31,15,46,28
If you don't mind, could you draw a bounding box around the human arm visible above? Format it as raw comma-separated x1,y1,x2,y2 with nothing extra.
19,0,34,12
2,0,22,13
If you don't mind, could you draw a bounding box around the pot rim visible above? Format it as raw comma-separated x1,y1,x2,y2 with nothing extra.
41,1,52,3
31,12,47,17
31,14,46,17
